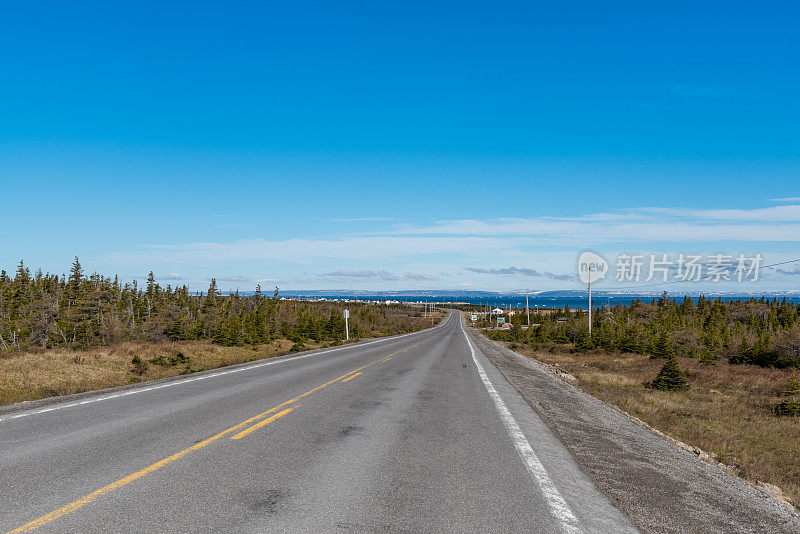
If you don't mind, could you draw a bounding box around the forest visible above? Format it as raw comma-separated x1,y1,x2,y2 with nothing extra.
482,293,800,369
0,258,425,352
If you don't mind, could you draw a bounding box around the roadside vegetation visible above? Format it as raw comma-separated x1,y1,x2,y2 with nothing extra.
0,258,440,406
478,295,800,508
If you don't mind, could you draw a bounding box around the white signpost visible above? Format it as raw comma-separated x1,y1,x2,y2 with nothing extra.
343,309,350,341
577,251,608,337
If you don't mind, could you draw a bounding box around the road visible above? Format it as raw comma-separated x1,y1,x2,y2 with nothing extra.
0,311,637,533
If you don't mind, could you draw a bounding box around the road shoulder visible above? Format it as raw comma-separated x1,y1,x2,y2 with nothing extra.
0,322,446,419
467,326,800,534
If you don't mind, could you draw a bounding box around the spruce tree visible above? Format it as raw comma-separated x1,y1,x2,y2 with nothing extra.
14,260,30,287
203,278,219,310
146,271,156,298
167,317,184,340
68,257,83,297
699,346,717,366
212,317,231,345
650,329,672,359
729,335,750,364
775,373,800,416
651,355,688,391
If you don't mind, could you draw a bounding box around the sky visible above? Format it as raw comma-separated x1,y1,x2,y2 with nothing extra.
1,1,799,292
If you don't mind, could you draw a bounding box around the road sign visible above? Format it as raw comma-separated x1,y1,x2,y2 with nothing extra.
471,314,478,321
497,317,505,325
343,309,349,341
343,309,349,319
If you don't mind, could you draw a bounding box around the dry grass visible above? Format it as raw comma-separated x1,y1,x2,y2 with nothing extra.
0,338,326,407
0,311,446,408
512,344,800,507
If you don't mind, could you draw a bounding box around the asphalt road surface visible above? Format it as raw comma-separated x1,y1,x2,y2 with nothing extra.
1,312,637,533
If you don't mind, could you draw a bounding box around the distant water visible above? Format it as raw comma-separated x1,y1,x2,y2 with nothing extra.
271,292,800,311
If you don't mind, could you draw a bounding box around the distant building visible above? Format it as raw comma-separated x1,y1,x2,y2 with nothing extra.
492,308,505,315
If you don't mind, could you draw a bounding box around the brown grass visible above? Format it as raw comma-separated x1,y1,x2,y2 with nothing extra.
0,311,447,408
511,344,800,507
0,338,325,406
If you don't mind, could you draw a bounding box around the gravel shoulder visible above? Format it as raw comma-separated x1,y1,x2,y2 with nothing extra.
468,325,800,534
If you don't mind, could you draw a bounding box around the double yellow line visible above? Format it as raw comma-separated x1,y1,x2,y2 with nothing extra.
7,342,423,533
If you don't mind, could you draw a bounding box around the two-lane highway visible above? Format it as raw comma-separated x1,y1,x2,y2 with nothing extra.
1,312,637,533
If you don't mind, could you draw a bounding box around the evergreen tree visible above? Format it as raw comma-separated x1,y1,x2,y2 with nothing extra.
68,257,83,297
167,316,184,340
14,260,30,287
650,329,673,359
729,335,751,364
651,355,688,391
775,372,800,416
699,346,717,366
204,278,219,310
146,271,156,298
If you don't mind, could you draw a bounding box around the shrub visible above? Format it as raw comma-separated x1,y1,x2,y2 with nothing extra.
650,355,688,391
169,352,189,365
130,355,148,376
776,373,800,416
699,347,718,366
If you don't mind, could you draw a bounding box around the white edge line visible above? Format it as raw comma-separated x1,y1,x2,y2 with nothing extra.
0,315,450,423
460,317,582,534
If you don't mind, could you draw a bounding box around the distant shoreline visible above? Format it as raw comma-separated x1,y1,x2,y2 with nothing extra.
233,291,800,311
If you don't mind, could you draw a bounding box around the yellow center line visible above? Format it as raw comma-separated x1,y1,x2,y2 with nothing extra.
341,372,362,383
6,346,408,533
230,407,296,440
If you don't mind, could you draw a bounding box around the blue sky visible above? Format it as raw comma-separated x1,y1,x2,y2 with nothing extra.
1,1,799,291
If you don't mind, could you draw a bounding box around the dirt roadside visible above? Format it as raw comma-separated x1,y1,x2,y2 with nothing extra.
467,326,800,533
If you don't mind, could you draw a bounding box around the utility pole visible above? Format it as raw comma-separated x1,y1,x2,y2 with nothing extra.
588,270,592,337
526,291,530,327
578,250,607,339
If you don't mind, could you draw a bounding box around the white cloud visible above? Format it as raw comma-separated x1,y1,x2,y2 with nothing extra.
156,272,185,281
466,266,572,281
332,217,397,222
637,205,800,222
101,203,800,290
108,236,520,264
774,267,800,277
209,275,253,282
319,270,440,281
388,204,800,242
767,197,800,202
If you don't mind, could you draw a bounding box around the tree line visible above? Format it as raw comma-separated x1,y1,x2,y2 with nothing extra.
0,258,422,352
483,293,800,369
